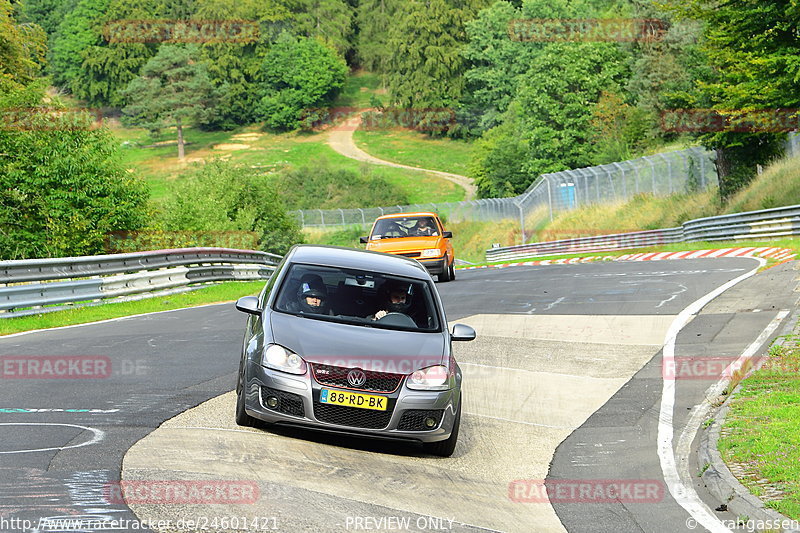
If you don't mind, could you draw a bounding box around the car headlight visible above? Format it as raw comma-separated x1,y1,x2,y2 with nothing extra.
262,344,307,375
407,365,451,390
420,248,442,258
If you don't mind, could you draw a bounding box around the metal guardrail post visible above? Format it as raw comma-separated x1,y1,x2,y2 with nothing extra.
643,156,657,194
676,151,689,190
588,167,601,202
630,160,640,194
612,162,626,198
657,153,673,194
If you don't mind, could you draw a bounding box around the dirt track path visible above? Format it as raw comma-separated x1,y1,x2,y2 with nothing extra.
327,114,477,200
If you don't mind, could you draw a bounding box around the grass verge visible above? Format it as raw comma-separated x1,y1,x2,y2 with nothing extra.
0,281,264,336
717,334,800,520
353,129,473,176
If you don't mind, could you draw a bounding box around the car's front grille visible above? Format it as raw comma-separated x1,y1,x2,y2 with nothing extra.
313,402,394,429
312,364,404,393
398,409,444,431
261,387,305,417
398,252,421,258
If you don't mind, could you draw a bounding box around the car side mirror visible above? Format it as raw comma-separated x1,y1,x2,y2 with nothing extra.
359,236,369,244
442,231,453,238
235,296,262,315
451,324,476,342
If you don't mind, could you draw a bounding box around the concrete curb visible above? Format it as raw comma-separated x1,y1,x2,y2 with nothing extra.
458,247,796,270
698,307,800,532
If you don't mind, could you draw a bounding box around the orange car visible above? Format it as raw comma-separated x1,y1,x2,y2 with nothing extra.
360,213,456,282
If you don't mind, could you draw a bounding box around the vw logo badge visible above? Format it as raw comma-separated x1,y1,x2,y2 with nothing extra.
347,368,367,388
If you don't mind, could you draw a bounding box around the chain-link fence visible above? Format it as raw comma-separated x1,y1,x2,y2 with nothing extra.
292,145,718,240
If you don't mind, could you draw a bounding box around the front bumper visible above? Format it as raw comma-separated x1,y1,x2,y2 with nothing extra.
417,256,448,275
242,362,460,443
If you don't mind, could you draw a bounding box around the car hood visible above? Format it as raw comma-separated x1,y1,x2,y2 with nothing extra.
367,237,440,253
269,312,446,374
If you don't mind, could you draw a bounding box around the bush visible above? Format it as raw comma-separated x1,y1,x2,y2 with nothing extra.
274,157,409,210
0,81,149,259
157,160,303,255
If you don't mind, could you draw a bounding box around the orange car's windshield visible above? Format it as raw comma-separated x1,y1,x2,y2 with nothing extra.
370,217,439,239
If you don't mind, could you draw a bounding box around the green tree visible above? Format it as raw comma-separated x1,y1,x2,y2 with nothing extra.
20,0,79,36
468,41,630,195
460,0,534,135
159,160,303,255
385,0,487,131
589,91,648,164
193,0,290,128
1,0,47,86
258,33,347,130
284,0,354,58
468,101,530,197
355,0,397,73
50,0,108,89
663,0,800,199
121,44,221,160
0,81,148,259
74,0,163,106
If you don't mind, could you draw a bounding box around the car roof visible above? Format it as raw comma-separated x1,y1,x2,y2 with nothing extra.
375,212,438,220
287,245,430,279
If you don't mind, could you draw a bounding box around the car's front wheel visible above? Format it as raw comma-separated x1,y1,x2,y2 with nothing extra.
423,394,461,457
235,371,257,427
437,261,452,282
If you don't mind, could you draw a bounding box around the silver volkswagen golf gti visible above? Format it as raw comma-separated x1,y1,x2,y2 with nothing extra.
234,245,475,456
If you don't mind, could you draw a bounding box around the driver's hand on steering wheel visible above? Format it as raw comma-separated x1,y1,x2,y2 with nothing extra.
374,310,388,320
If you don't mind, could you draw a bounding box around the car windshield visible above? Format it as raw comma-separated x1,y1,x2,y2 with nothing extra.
273,264,441,332
370,217,439,239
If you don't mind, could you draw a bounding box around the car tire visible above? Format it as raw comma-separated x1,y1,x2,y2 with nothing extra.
449,262,456,281
235,372,257,427
423,394,461,457
437,262,452,283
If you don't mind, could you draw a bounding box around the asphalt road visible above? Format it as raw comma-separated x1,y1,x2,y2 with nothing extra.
0,258,794,532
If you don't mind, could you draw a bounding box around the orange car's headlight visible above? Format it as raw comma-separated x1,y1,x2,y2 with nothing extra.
420,248,443,258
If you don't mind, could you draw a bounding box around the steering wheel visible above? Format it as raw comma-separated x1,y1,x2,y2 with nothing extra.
375,312,417,328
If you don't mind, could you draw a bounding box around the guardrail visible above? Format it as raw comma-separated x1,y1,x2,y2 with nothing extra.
485,204,800,262
0,248,282,318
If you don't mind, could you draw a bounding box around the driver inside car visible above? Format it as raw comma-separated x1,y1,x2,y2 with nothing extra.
368,281,412,321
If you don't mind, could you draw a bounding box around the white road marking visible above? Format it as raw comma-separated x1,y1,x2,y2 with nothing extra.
544,297,565,311
0,423,104,454
674,309,789,531
658,258,765,533
0,301,232,340
656,284,688,309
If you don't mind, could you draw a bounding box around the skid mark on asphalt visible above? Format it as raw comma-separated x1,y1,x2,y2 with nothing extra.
120,314,675,533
